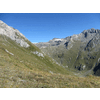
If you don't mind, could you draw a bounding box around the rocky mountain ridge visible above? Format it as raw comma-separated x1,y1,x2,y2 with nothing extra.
0,20,29,47
34,28,100,76
35,28,99,49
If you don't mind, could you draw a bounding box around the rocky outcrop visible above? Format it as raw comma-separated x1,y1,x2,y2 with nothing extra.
0,20,30,48
31,51,44,57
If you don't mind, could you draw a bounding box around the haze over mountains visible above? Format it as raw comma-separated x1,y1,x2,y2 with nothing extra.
1,20,100,87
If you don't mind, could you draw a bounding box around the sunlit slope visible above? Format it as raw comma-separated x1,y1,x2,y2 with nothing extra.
0,34,76,87
1,39,100,88
0,35,100,88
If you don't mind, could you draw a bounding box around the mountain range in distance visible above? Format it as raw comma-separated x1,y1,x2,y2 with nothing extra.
34,28,100,76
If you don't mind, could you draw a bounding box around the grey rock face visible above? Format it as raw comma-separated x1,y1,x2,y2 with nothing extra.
34,38,65,48
35,28,100,49
34,28,100,76
35,37,71,49
32,51,44,57
85,32,100,51
82,28,100,34
0,20,30,48
80,28,97,42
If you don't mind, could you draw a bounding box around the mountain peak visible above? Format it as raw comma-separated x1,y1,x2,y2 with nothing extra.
0,20,4,23
0,20,2,22
0,20,6,26
0,20,6,25
0,20,30,48
82,28,100,34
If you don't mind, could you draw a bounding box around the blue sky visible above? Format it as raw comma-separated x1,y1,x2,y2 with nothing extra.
0,13,100,43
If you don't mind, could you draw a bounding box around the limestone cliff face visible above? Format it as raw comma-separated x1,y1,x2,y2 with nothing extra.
0,20,30,48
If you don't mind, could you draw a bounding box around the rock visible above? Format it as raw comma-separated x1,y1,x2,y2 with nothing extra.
49,71,53,74
84,32,100,51
5,49,14,56
83,65,86,70
82,28,96,34
34,28,100,76
65,66,68,68
98,58,100,62
35,28,100,50
0,20,30,48
32,51,44,57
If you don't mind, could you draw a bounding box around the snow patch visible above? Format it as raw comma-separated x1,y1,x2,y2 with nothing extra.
54,39,62,41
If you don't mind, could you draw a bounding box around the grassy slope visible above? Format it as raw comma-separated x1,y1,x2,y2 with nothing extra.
41,40,82,69
1,35,100,87
41,39,100,76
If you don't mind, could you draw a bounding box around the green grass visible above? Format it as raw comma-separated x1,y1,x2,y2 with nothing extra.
40,39,100,77
41,40,82,69
1,35,100,87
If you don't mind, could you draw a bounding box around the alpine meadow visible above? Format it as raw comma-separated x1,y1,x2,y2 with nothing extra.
1,14,100,87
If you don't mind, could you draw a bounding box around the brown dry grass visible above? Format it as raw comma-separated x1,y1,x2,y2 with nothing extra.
0,35,100,88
